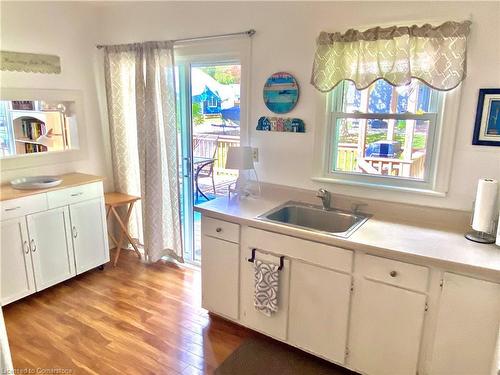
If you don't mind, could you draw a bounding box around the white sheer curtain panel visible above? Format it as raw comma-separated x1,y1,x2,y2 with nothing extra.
104,41,183,263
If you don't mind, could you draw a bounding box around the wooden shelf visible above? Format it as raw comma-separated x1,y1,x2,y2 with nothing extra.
15,138,44,145
10,109,61,114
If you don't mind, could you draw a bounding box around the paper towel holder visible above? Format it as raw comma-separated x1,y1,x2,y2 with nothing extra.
465,201,498,244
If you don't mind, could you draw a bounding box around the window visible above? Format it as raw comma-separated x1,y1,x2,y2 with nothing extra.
323,79,446,191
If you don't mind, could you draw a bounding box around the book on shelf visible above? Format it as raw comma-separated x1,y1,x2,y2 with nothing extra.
24,142,47,154
20,119,46,141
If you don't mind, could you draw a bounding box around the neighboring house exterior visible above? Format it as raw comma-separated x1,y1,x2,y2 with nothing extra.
191,68,240,116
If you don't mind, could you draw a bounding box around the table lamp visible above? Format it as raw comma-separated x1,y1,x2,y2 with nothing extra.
225,146,260,198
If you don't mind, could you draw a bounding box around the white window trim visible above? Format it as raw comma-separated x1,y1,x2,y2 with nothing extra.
312,84,463,197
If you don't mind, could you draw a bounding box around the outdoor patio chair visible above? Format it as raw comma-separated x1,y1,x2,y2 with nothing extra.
194,135,219,200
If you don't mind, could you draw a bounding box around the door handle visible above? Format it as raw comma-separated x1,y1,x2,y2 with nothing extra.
72,226,78,238
30,239,37,252
23,240,29,254
71,192,83,197
183,157,192,178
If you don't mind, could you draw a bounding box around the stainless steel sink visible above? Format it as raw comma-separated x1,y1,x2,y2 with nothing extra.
257,201,370,238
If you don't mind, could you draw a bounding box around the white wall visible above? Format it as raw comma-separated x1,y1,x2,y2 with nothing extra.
0,2,114,190
95,1,500,211
1,1,498,210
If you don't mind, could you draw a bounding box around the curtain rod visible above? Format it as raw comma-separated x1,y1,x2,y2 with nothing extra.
96,29,255,49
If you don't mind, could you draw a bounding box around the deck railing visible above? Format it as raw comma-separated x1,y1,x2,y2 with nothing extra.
336,143,426,179
336,143,358,172
193,134,240,176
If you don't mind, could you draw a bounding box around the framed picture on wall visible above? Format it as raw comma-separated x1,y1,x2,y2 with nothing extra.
472,88,500,146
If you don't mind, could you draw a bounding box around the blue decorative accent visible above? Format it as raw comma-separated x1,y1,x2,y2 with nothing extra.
257,116,305,133
263,72,299,114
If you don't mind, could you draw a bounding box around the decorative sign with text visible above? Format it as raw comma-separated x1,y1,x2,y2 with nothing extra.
1,51,61,74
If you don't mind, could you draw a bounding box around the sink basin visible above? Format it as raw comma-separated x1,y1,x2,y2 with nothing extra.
257,201,370,238
10,176,62,190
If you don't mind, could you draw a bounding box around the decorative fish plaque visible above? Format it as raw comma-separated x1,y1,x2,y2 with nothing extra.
257,116,305,133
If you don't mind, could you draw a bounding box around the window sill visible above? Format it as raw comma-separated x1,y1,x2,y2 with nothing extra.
311,176,447,197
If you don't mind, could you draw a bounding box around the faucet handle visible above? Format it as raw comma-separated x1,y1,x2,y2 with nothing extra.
351,202,367,214
316,188,329,197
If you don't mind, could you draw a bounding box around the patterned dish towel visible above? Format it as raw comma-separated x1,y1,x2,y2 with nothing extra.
254,258,280,316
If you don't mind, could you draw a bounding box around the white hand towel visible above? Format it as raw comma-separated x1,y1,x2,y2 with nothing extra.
254,258,280,316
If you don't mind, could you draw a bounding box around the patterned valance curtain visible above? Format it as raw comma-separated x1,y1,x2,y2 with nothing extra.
311,21,472,92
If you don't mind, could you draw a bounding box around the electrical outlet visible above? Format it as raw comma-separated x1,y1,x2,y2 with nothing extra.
252,147,259,162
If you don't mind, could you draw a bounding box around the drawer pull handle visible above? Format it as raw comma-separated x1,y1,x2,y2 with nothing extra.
30,239,37,252
5,206,21,212
215,227,222,233
23,240,29,254
72,226,78,238
390,270,398,277
71,192,84,197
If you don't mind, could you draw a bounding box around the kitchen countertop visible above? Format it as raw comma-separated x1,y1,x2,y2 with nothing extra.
0,173,104,201
195,188,500,281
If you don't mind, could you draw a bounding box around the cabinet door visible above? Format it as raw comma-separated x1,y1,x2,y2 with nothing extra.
70,198,109,274
1,218,36,305
240,247,290,341
27,207,76,291
289,261,351,364
348,278,426,375
429,273,500,375
201,235,239,320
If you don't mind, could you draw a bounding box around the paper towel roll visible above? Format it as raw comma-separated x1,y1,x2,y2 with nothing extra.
472,178,498,233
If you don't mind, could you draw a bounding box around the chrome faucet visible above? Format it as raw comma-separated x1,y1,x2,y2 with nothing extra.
316,188,331,210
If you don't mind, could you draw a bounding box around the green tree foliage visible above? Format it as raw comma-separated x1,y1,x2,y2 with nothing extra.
192,102,204,125
200,65,241,84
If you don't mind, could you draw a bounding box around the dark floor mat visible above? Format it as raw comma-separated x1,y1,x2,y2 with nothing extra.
215,336,359,375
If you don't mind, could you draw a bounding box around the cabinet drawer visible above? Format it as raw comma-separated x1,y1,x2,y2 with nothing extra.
0,194,47,220
244,227,352,273
358,254,429,292
201,216,240,243
47,182,103,208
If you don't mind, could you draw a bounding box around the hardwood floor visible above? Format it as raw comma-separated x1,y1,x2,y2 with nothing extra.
3,249,253,374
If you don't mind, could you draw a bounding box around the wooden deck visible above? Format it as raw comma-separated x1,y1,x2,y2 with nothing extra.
3,249,253,374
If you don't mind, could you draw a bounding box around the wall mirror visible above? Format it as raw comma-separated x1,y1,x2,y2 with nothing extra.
0,88,86,171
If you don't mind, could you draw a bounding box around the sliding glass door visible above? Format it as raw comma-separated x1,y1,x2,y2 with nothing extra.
176,57,242,264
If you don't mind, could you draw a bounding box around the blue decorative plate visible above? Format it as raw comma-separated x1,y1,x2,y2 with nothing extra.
263,72,299,114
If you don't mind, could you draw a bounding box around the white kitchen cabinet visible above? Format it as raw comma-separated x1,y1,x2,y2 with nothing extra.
1,177,109,306
0,217,35,305
348,278,427,375
199,214,500,375
240,247,291,341
69,198,108,274
201,235,239,320
429,272,500,375
288,260,351,364
27,206,76,292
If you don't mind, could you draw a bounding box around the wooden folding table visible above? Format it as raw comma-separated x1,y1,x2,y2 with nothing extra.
104,192,142,266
